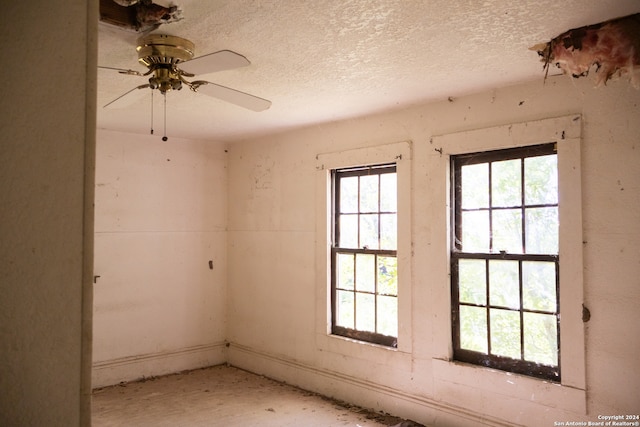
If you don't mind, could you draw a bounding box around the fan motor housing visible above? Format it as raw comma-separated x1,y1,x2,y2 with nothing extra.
137,34,195,67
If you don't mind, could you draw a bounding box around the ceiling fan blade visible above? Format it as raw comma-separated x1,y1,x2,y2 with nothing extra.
180,50,250,76
98,65,144,76
103,84,151,108
194,82,271,112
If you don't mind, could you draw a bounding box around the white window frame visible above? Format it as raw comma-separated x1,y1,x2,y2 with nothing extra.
315,141,413,359
430,115,586,413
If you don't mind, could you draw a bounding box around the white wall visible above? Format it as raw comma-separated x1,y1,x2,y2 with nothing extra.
91,75,639,425
226,75,640,426
0,1,96,425
92,130,227,387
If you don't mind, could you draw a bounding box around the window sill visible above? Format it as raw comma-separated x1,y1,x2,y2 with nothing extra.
329,332,398,350
315,332,412,370
432,358,586,414
332,326,398,348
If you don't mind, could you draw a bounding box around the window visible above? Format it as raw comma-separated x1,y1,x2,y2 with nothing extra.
451,143,560,381
332,163,398,347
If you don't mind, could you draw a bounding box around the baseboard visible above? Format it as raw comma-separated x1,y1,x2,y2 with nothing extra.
227,343,516,427
92,342,227,388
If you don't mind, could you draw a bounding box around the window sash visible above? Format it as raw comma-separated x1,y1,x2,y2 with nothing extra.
451,253,560,381
451,144,560,381
332,164,398,347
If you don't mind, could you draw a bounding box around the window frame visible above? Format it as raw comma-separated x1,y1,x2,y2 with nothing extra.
315,141,412,357
429,116,585,411
331,163,398,347
450,143,561,381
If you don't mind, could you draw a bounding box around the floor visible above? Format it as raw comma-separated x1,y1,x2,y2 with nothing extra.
92,365,424,427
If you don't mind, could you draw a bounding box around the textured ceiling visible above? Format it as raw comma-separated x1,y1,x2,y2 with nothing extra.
97,0,640,142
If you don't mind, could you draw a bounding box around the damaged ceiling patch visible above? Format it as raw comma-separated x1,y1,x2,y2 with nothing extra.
100,0,183,33
531,13,640,87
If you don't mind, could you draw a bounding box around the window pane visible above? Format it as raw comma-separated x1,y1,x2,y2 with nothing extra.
523,261,556,312
377,256,397,296
490,308,521,359
492,159,521,207
492,209,522,253
355,254,375,292
380,173,397,212
525,154,557,205
336,290,354,329
377,295,397,336
340,176,359,213
356,293,375,332
458,259,486,305
459,306,488,353
359,214,378,249
339,215,358,248
359,175,379,212
525,207,558,254
461,163,489,209
489,260,520,309
332,164,397,345
380,214,396,250
524,312,558,366
462,210,489,252
337,253,354,290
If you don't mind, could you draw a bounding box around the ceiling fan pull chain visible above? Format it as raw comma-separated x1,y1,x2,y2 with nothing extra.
162,92,168,141
150,89,154,135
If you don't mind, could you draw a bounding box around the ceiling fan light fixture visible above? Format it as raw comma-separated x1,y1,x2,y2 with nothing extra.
159,80,173,93
144,63,183,94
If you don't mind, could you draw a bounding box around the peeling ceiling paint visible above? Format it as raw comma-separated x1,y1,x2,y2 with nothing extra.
97,0,640,142
100,0,183,32
532,13,640,87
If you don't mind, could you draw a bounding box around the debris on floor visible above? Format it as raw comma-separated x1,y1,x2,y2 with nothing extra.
92,365,426,426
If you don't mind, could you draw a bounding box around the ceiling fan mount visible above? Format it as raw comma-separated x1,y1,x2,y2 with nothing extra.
135,34,201,94
137,34,194,67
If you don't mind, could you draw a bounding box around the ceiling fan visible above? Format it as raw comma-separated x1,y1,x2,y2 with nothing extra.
100,33,271,139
